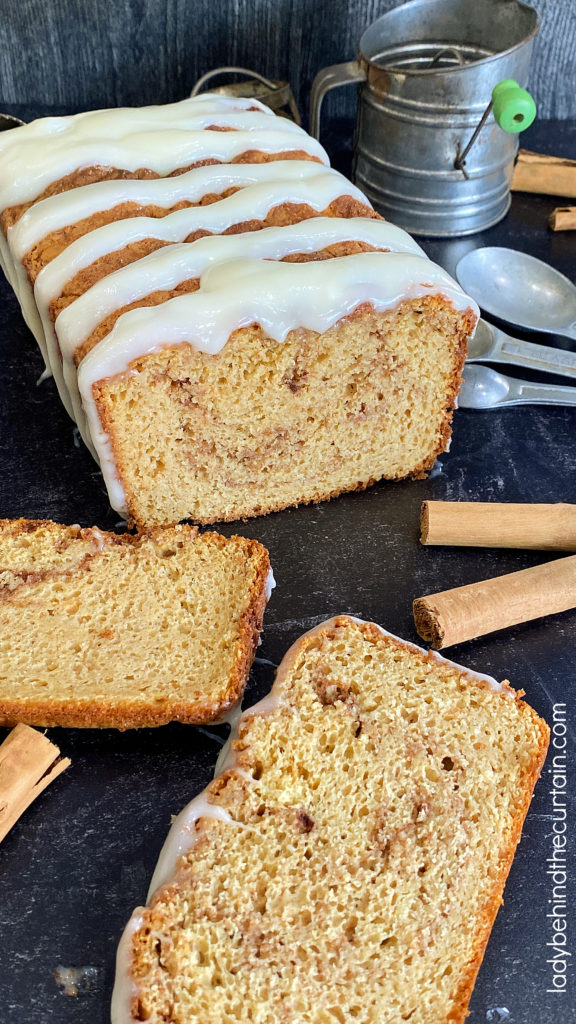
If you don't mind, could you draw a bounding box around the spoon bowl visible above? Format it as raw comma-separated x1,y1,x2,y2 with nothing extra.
467,319,499,361
460,365,511,408
460,363,576,410
457,247,576,340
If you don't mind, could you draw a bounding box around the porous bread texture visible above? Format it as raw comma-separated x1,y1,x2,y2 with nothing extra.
0,518,270,729
94,296,474,528
0,147,322,231
120,615,549,1024
46,194,378,320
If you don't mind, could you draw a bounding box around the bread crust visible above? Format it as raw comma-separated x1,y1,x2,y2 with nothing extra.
445,708,550,1024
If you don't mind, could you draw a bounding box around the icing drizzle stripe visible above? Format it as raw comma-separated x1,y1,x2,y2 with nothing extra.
0,127,328,208
9,160,330,258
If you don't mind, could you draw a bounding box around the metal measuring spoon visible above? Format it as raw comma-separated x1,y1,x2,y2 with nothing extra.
460,364,576,409
468,320,576,378
457,247,576,341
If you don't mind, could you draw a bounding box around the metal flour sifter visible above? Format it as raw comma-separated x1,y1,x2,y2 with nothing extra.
310,0,539,236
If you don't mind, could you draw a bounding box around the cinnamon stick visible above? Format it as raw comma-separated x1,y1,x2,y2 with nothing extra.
421,501,576,551
549,206,576,231
413,554,576,648
0,724,70,843
511,150,576,198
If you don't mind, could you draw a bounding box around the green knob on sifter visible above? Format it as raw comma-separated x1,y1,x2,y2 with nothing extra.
492,79,537,133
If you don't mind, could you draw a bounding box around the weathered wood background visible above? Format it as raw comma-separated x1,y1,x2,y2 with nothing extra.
0,0,574,119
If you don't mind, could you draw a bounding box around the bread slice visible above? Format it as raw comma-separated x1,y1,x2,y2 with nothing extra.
112,615,549,1024
78,254,476,527
0,519,271,729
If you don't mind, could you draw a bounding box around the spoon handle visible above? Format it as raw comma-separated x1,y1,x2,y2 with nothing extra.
505,377,576,407
478,323,576,378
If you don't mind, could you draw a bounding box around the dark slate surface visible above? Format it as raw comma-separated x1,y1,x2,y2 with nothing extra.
0,114,575,1023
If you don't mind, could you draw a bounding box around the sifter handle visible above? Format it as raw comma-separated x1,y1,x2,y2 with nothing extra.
191,67,279,96
492,79,537,134
309,61,366,140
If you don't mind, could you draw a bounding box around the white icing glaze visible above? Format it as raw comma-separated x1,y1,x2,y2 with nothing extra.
213,733,237,778
76,251,476,513
0,227,17,290
0,125,328,210
56,214,418,354
9,159,329,259
241,689,286,719
265,568,276,601
13,271,50,366
54,214,423,426
110,909,145,1024
90,528,107,552
214,703,243,730
0,95,273,157
0,222,49,362
146,793,237,901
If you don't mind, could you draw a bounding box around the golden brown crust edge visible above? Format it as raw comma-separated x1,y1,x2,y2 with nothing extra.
446,709,550,1024
0,521,271,730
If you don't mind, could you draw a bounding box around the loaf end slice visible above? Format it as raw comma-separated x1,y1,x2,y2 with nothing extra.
113,615,549,1023
0,518,271,728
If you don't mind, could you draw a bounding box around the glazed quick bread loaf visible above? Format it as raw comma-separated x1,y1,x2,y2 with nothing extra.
0,518,271,729
113,615,549,1024
0,96,479,527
